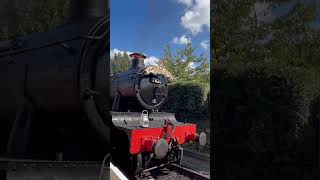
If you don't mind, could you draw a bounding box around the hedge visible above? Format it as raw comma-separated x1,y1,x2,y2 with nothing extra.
162,81,209,121
212,62,320,179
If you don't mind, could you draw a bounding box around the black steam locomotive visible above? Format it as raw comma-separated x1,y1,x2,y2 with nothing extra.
110,53,206,176
0,0,110,160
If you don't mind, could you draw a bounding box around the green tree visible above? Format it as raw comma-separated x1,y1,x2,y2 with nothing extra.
110,52,131,74
0,0,69,40
265,3,320,67
212,0,320,67
160,43,209,83
212,1,320,179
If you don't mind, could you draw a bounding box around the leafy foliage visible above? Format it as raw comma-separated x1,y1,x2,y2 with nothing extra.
159,43,210,120
212,1,320,67
110,52,131,74
212,1,320,179
161,43,209,83
213,62,320,179
0,0,69,41
163,81,209,120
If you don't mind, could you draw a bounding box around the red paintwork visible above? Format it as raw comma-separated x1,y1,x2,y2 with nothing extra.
142,139,157,152
129,123,197,155
186,133,196,141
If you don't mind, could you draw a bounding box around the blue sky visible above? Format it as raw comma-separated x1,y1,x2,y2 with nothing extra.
110,0,210,65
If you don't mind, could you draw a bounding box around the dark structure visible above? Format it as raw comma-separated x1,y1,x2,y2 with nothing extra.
0,0,109,161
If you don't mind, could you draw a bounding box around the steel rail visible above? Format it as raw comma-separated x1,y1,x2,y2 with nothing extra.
169,163,210,180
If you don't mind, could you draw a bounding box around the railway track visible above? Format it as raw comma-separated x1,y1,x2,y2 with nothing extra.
169,164,210,180
137,163,210,180
137,149,210,180
181,148,210,175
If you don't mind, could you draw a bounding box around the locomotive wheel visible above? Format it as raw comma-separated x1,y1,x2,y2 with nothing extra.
131,153,142,175
176,147,183,165
167,146,183,164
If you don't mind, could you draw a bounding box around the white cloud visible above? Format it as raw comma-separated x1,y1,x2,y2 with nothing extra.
110,48,159,66
200,40,209,49
172,35,192,45
176,0,193,7
145,56,160,66
110,48,132,59
178,0,210,34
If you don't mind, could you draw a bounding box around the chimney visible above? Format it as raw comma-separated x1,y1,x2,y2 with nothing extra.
68,0,108,23
129,53,146,69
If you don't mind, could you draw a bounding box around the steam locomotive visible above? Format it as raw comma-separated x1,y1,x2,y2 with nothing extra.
0,0,110,160
110,53,207,176
0,0,206,178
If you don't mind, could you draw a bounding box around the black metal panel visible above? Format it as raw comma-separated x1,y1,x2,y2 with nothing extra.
0,22,91,117
0,160,109,180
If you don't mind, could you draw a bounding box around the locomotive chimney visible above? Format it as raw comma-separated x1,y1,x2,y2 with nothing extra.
68,0,108,23
129,53,146,69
